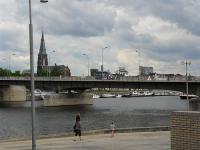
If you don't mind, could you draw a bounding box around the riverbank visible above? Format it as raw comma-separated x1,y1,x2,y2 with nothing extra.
0,128,170,150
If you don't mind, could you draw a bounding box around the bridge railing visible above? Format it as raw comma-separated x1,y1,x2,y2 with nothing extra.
0,76,96,81
0,76,200,81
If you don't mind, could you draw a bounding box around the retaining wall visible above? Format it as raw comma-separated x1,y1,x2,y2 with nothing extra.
171,111,200,150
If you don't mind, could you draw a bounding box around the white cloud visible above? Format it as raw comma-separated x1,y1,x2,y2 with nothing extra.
1,0,200,76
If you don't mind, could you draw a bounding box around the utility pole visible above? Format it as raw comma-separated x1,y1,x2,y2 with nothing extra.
101,46,108,79
182,61,191,111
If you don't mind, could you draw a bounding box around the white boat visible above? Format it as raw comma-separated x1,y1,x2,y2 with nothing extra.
116,94,122,98
93,94,100,99
121,93,132,97
137,91,145,96
144,91,154,96
180,94,199,100
100,94,116,98
34,89,46,100
121,90,154,98
132,91,139,96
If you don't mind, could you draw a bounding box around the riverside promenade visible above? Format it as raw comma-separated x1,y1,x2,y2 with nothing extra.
0,130,170,150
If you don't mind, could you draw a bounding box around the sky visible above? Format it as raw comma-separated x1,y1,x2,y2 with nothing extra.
0,0,200,76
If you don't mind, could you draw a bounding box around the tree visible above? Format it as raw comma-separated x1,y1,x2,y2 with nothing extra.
12,70,21,76
37,69,48,76
0,68,11,76
50,64,61,76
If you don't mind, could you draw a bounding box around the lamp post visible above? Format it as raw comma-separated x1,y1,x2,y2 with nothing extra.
28,0,48,150
83,53,90,76
101,46,108,79
9,53,16,76
182,60,191,111
136,50,140,79
28,0,36,149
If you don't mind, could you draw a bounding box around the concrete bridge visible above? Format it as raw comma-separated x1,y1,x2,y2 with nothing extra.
0,76,200,95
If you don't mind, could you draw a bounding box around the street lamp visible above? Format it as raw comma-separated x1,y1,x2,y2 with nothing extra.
101,46,108,79
182,60,191,111
28,0,48,149
28,0,36,149
9,53,16,76
136,50,140,79
83,53,90,76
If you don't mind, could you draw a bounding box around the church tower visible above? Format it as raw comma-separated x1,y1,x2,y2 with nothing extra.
37,32,48,75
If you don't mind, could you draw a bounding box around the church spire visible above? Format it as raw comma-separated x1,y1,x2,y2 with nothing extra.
39,32,47,54
37,32,48,75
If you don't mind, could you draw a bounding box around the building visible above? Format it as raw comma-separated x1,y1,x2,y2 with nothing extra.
37,32,48,75
139,66,153,75
49,64,71,77
90,69,99,77
37,32,71,77
115,67,128,76
90,68,113,80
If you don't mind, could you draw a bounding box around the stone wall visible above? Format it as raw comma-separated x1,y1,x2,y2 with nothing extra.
171,111,200,150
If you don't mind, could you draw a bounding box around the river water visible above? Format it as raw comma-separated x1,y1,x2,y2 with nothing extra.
0,96,199,139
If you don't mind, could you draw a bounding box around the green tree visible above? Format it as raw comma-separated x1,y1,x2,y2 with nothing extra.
37,69,48,77
0,68,11,76
50,65,61,76
12,70,21,76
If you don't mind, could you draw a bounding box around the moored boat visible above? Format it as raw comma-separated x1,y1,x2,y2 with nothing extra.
180,94,199,100
116,94,122,98
100,94,116,98
121,93,132,98
144,91,154,96
93,94,100,99
34,89,46,100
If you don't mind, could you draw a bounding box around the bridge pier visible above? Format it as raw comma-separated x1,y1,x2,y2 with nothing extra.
0,85,27,102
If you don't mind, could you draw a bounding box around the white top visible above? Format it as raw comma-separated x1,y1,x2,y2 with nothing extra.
110,123,115,130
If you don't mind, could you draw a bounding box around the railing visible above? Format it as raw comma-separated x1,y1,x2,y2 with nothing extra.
0,76,200,82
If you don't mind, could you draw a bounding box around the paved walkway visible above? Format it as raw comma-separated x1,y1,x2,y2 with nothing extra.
0,131,170,150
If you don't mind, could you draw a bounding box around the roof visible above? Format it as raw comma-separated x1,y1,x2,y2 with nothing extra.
39,32,47,55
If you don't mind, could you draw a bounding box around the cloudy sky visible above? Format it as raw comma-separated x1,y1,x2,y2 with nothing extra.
0,0,200,76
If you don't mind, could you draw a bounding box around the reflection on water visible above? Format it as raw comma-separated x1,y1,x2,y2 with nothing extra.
0,96,199,139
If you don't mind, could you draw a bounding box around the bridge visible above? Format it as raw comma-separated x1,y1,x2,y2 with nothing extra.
0,77,200,95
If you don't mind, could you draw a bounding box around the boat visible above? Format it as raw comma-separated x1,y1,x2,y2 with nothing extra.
121,90,154,98
121,93,132,98
180,94,199,100
144,91,154,96
93,94,100,99
132,91,139,96
34,89,46,100
116,94,122,98
99,94,116,98
137,91,145,97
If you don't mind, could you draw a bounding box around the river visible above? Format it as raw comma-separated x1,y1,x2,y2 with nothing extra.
0,96,199,139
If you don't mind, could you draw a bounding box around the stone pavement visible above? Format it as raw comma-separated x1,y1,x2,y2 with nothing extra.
0,131,170,150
